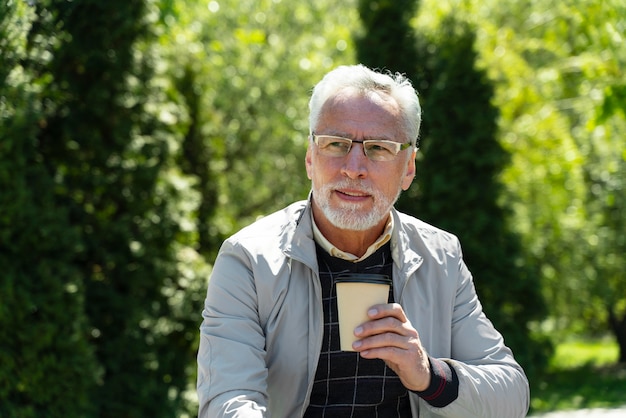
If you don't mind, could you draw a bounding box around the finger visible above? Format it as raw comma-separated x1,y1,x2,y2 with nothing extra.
354,335,431,392
359,345,406,363
367,303,408,322
355,315,416,339
353,330,408,351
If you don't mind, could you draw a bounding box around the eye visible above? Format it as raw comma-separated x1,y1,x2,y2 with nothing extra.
327,140,350,150
365,141,396,155
318,136,351,153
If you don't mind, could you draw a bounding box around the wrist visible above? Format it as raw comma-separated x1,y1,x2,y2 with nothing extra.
411,357,459,408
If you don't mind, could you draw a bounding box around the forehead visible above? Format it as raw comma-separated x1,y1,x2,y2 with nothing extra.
316,88,404,140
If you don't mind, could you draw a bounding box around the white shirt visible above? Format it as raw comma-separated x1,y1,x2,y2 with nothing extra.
310,211,393,262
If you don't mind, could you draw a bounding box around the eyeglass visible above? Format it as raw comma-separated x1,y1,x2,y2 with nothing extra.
311,133,412,162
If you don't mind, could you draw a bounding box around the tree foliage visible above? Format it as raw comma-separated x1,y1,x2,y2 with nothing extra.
418,16,550,375
1,0,625,416
0,3,97,417
1,0,205,416
159,0,357,261
356,0,550,376
2,0,358,416
355,0,420,74
452,0,626,361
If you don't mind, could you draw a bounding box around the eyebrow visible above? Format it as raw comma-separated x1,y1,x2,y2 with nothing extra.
317,131,396,142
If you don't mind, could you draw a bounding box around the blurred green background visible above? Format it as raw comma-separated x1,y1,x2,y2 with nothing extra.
1,0,624,417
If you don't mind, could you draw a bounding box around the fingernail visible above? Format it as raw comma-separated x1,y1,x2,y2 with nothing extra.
354,326,363,336
368,308,378,316
353,340,362,348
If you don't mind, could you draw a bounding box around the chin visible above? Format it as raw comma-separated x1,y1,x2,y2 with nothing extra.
324,207,385,231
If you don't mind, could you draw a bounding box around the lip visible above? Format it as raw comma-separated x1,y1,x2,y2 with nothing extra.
334,188,371,202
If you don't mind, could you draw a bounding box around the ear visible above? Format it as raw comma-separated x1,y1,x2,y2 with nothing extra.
401,149,417,191
305,144,313,180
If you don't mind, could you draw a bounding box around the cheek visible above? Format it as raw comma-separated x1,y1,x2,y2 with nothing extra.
308,156,339,183
378,167,410,195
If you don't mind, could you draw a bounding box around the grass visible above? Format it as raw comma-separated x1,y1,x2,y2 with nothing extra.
529,337,626,415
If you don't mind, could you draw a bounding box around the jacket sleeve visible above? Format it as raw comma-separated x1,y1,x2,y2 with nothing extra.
420,240,530,418
197,239,269,418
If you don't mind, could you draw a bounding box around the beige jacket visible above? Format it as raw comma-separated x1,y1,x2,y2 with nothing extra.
197,200,529,417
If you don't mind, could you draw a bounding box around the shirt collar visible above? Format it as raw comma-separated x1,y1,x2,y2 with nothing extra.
311,211,394,262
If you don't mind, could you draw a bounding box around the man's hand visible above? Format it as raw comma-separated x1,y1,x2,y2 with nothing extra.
352,303,431,392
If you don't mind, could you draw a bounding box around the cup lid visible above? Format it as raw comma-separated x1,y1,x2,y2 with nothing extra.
335,274,391,285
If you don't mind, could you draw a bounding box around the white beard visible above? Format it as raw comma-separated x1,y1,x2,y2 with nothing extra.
312,179,403,231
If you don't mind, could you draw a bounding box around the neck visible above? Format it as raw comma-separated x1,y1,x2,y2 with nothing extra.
311,203,388,258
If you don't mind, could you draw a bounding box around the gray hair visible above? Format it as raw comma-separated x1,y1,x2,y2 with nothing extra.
308,64,421,146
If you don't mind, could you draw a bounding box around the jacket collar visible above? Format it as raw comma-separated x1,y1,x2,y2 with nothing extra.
390,208,424,275
281,198,423,276
281,199,318,270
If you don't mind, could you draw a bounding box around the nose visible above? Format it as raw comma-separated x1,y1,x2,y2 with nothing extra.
341,143,368,179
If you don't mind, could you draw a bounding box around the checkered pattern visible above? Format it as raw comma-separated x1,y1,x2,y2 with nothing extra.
304,242,412,417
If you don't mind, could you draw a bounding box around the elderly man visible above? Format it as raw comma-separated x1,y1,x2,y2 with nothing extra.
197,64,529,417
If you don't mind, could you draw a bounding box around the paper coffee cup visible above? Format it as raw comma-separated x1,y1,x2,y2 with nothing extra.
335,274,392,351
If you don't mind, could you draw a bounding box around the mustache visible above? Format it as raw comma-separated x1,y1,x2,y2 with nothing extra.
327,179,375,194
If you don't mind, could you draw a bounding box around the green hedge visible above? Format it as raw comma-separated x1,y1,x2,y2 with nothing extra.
1,1,194,416
356,0,550,379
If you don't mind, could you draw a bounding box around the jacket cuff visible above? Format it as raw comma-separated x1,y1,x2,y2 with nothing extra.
412,356,459,408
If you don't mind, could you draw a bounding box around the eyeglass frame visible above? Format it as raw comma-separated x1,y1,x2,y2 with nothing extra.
310,132,414,161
